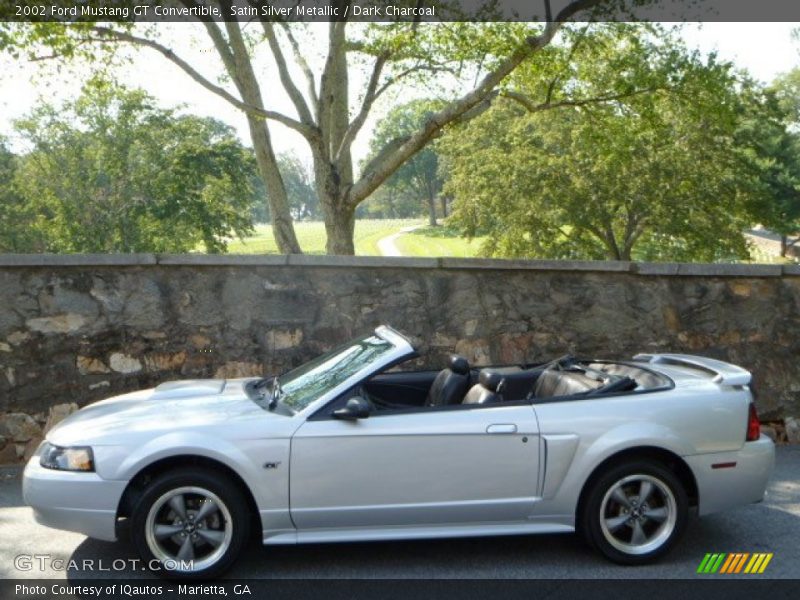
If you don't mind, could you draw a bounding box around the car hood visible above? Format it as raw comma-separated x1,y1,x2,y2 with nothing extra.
47,378,281,446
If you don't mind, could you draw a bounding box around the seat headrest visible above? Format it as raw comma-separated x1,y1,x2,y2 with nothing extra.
448,354,470,375
479,369,504,392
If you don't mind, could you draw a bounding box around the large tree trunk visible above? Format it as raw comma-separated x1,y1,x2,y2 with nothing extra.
781,234,788,258
208,20,302,254
246,116,302,253
323,202,356,255
440,196,448,218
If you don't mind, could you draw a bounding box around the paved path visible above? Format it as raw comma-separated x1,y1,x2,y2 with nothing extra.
376,225,423,257
1,447,798,580
745,228,798,260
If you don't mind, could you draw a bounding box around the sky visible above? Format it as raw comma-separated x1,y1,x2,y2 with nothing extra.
0,22,798,166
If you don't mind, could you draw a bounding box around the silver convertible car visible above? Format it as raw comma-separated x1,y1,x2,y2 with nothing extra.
24,326,774,578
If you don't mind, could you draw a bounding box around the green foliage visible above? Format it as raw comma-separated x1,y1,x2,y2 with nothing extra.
0,139,40,252
772,69,800,122
280,154,319,221
249,154,319,223
440,24,752,262
0,20,127,65
8,78,256,253
737,73,800,253
361,99,445,222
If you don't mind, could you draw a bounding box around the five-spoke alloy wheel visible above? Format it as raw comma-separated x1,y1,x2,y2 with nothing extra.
581,460,688,564
131,468,250,579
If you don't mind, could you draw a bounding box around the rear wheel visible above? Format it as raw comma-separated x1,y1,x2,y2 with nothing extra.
581,460,688,565
131,468,250,579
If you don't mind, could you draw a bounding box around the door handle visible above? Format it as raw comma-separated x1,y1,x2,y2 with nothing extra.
486,424,517,434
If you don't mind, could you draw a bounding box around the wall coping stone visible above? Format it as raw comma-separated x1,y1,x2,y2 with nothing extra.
286,254,440,269
0,253,158,266
669,263,783,277
157,254,289,266
439,257,634,272
783,264,800,276
633,263,681,276
0,253,795,277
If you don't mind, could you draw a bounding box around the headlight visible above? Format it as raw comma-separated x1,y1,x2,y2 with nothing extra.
39,443,94,472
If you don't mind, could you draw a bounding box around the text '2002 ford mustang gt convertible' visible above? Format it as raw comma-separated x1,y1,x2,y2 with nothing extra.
23,326,774,578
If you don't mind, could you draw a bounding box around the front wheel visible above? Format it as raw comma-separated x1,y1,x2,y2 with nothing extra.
581,460,688,565
130,468,250,579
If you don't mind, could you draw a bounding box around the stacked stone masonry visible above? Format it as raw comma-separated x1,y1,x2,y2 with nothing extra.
1,254,798,462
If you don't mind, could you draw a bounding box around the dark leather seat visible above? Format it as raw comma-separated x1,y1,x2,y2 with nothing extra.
533,369,601,398
462,370,505,405
426,355,471,407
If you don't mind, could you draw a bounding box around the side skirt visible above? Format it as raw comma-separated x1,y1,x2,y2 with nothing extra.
263,520,574,545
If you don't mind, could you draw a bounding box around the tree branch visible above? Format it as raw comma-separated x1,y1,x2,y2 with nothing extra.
346,0,605,208
89,26,315,138
335,51,389,163
318,21,349,160
279,23,319,113
374,63,457,98
501,86,668,113
260,21,316,126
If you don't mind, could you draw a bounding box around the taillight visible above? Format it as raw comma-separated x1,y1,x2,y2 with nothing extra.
746,403,760,442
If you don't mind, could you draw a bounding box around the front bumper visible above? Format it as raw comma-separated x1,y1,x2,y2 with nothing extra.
684,434,776,516
22,456,128,541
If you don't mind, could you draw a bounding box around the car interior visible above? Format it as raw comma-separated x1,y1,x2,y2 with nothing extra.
350,353,672,413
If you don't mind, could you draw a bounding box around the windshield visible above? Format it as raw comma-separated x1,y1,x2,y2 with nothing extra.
276,334,395,412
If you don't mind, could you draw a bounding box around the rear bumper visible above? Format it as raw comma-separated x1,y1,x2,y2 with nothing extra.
22,456,127,541
684,435,775,516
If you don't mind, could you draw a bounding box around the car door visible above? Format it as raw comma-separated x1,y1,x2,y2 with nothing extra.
289,403,541,530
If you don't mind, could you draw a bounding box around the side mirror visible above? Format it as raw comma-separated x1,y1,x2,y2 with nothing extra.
332,396,371,420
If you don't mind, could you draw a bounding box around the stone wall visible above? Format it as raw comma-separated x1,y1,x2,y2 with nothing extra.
1,254,799,462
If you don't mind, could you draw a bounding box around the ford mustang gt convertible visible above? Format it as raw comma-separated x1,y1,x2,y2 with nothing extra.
24,326,774,578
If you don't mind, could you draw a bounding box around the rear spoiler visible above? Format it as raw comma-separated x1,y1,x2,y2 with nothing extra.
633,353,752,386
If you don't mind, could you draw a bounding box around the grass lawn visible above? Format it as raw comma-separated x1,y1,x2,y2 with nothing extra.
394,225,488,258
226,219,423,255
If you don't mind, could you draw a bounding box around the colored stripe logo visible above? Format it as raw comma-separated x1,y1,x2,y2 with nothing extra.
697,553,773,574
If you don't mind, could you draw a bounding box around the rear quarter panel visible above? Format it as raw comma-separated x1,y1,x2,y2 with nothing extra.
531,381,751,521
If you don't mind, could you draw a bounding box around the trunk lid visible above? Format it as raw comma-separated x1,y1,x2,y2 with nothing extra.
633,353,752,386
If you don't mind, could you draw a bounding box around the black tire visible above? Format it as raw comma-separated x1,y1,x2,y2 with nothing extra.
580,460,688,565
130,467,250,580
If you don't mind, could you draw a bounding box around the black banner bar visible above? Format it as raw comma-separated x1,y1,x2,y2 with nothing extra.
3,578,800,600
2,0,800,23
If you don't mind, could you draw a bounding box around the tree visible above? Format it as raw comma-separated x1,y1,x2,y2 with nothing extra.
0,140,41,252
0,0,631,254
279,154,321,221
10,79,257,253
364,99,445,225
357,180,423,219
440,25,751,262
738,77,800,257
249,154,321,223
